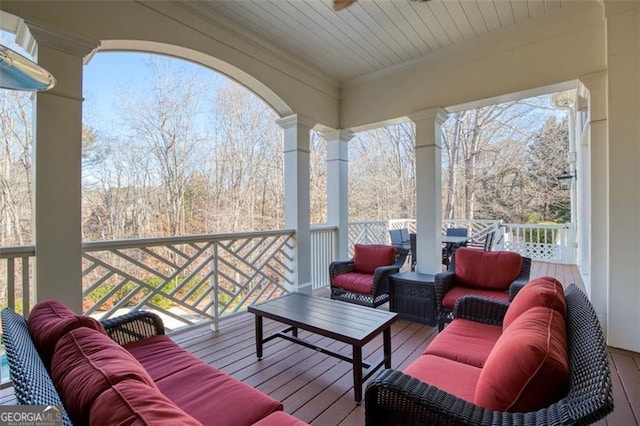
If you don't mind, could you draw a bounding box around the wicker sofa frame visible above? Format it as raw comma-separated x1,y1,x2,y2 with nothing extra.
365,283,614,426
329,246,410,308
1,308,166,426
434,252,532,330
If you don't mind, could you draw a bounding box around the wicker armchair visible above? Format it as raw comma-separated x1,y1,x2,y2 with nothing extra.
365,284,614,426
435,248,531,330
330,244,409,308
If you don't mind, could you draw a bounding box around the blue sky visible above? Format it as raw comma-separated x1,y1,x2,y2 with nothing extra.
83,51,226,133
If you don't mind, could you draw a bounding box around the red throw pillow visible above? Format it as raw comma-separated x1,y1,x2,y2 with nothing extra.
28,300,107,369
90,380,202,426
474,307,569,412
51,327,157,424
353,244,396,274
503,277,566,330
454,248,523,291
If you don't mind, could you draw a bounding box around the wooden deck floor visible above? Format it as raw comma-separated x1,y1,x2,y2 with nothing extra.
1,262,638,425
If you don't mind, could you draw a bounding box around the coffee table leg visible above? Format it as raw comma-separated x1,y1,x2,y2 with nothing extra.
383,327,392,368
353,345,363,405
255,315,263,360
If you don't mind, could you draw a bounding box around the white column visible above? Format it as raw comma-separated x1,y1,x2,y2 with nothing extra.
410,109,449,274
277,114,315,294
580,71,608,337
322,129,352,260
20,20,99,312
602,1,640,352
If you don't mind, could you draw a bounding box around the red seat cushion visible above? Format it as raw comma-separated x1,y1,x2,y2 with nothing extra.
474,307,569,412
330,272,374,294
503,276,567,329
90,380,202,426
28,299,107,369
454,248,523,290
353,244,396,274
51,327,157,424
404,354,481,403
442,286,510,309
126,335,283,426
425,319,502,368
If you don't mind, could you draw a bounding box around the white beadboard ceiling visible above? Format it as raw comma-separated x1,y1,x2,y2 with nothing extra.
180,0,590,83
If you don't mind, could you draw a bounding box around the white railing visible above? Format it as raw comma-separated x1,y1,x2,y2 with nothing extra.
347,219,574,263
310,225,336,290
82,230,295,333
347,221,390,256
0,245,34,316
497,223,574,263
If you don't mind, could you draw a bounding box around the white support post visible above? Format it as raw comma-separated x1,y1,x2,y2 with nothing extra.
19,19,99,313
410,109,449,274
579,71,609,338
322,129,353,261
277,114,315,294
601,1,640,352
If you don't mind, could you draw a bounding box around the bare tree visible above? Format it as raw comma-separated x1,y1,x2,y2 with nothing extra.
0,90,32,245
118,57,206,236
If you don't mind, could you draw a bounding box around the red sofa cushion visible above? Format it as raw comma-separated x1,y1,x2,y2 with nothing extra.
404,354,481,403
353,244,396,274
28,299,106,368
442,286,510,309
90,380,202,426
503,276,567,329
474,307,569,412
454,248,523,290
127,334,283,426
330,272,374,294
252,411,309,426
51,327,157,424
425,319,502,368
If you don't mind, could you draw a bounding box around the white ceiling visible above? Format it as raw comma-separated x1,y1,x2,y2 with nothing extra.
176,0,591,83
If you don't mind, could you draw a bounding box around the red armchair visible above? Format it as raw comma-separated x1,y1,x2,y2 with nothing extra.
330,244,409,308
434,247,531,330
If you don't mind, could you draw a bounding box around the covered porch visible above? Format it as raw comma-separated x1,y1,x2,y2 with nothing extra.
0,1,639,423
0,1,638,355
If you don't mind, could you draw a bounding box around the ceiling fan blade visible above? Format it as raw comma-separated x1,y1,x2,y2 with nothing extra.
333,0,430,12
333,0,358,11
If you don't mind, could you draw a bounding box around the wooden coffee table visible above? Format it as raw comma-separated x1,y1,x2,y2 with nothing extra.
248,293,398,404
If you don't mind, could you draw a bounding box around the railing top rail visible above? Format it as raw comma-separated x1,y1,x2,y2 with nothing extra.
82,229,295,252
500,223,570,230
0,245,36,259
348,220,389,225
311,225,338,232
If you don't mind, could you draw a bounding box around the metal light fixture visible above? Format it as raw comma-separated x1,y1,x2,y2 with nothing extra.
557,171,576,190
0,43,56,91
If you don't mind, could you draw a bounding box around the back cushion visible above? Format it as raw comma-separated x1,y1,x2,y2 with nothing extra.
51,327,157,424
503,276,566,329
454,248,523,291
28,300,107,369
90,380,202,426
474,307,569,412
353,244,396,274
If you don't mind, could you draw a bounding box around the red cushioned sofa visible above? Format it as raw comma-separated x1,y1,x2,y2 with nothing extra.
435,247,532,330
1,301,307,426
365,278,614,426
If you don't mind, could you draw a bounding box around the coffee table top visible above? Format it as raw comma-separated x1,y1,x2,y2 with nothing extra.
248,293,398,345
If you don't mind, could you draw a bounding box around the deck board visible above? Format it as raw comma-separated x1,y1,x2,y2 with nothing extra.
0,262,636,425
